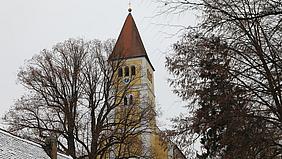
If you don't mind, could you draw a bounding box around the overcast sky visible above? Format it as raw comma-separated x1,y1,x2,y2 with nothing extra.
0,0,196,129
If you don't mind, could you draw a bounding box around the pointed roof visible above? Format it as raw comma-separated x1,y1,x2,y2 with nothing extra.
109,12,154,71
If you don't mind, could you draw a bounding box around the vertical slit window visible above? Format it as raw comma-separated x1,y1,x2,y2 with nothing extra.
124,66,129,76
124,96,128,105
118,68,123,77
129,95,133,105
131,66,136,76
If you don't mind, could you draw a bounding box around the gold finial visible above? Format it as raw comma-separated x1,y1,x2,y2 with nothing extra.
128,1,132,12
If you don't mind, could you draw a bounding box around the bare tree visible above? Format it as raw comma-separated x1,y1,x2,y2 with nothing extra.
161,0,282,158
4,38,155,159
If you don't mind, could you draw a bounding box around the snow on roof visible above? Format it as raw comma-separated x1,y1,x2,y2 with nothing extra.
0,129,72,159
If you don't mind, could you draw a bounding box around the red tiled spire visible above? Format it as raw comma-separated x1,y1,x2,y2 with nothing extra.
109,11,154,70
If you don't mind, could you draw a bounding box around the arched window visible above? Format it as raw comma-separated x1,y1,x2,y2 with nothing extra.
131,66,136,76
124,96,128,105
118,68,123,77
129,95,133,105
124,66,129,76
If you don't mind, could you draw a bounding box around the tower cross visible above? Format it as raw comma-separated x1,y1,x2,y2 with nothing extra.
128,1,132,12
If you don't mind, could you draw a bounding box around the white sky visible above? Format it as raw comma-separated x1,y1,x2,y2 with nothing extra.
0,0,196,129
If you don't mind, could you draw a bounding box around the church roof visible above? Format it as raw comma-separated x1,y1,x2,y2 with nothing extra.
109,12,154,71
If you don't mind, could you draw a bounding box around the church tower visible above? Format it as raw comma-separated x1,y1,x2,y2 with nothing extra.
109,8,155,109
108,8,186,159
109,8,156,157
